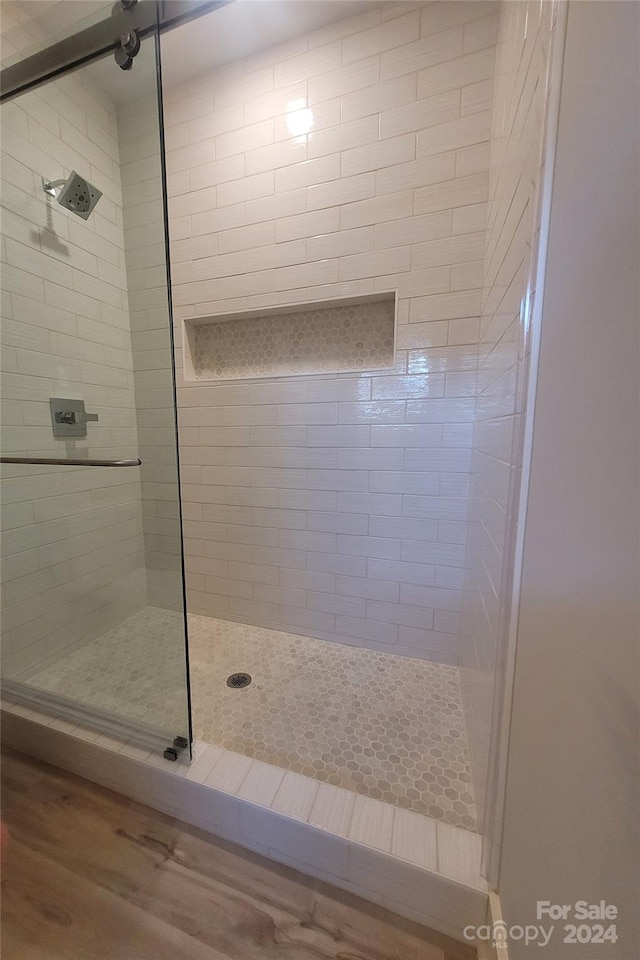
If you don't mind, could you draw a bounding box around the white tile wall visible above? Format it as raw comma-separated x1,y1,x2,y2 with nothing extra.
0,68,147,677
160,0,498,660
460,0,555,822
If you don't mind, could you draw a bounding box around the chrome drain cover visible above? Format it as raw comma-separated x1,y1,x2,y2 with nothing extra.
226,672,252,689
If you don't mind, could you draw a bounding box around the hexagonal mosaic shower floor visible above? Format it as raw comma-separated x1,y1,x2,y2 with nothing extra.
25,606,189,736
29,606,477,831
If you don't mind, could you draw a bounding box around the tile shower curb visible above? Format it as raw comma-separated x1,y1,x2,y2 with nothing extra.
1,703,488,943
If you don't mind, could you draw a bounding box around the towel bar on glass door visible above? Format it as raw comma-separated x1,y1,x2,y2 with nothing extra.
0,457,142,467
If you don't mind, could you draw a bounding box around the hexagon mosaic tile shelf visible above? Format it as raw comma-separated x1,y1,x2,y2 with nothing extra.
185,293,396,381
28,606,477,831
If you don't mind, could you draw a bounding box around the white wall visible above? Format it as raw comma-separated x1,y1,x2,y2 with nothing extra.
460,0,555,821
498,2,639,956
0,65,147,678
162,0,498,660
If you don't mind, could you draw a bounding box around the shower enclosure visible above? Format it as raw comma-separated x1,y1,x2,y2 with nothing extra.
0,0,214,758
0,0,488,816
2,0,557,882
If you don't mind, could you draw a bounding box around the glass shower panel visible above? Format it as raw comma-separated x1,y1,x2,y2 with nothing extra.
0,30,191,750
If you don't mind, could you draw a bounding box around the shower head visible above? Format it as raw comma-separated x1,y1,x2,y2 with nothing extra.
43,171,102,220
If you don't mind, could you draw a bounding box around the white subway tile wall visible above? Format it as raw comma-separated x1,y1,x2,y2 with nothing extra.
460,0,555,821
156,0,498,660
0,71,147,677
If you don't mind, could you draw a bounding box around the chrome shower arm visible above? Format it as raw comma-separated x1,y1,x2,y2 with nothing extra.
42,178,67,196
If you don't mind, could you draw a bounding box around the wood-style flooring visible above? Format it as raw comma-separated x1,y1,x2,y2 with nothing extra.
0,747,475,960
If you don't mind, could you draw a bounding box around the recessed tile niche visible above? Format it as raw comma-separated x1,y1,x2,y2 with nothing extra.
183,292,397,382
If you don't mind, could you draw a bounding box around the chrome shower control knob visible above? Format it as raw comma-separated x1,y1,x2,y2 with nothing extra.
56,411,76,424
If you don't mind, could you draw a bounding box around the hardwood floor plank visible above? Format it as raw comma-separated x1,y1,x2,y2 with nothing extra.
2,841,229,960
1,747,475,960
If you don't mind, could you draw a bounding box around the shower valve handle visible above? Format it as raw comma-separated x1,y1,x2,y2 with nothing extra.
55,410,99,425
50,399,98,438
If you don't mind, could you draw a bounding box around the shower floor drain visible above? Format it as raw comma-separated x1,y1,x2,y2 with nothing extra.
226,672,252,689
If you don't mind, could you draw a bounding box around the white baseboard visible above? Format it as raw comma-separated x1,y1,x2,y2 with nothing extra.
474,891,510,960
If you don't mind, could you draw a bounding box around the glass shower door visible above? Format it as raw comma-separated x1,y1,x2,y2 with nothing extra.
0,25,191,753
